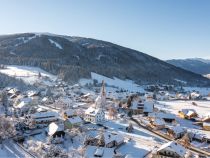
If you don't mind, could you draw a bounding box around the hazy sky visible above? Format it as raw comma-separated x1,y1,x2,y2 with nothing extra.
0,0,210,60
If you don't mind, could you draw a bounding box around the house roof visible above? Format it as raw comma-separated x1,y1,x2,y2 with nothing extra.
46,122,64,136
153,118,165,126
171,126,186,134
157,141,186,157
85,146,114,158
85,106,104,116
95,132,124,145
31,111,59,119
68,116,82,124
64,109,75,116
181,109,197,116
148,112,176,120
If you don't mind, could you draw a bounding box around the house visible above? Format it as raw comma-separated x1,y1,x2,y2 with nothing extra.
151,118,165,130
167,126,186,139
202,112,210,122
95,132,124,148
153,141,186,158
178,109,198,120
84,146,115,158
190,92,201,100
85,81,106,124
148,112,176,123
28,111,59,124
64,116,83,129
46,122,65,138
203,122,210,131
124,99,144,115
143,100,154,116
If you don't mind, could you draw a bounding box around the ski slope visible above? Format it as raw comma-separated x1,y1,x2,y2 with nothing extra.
0,65,57,85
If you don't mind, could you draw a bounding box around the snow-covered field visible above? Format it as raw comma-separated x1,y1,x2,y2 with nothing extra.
157,100,210,118
80,72,145,93
156,100,210,137
0,65,57,85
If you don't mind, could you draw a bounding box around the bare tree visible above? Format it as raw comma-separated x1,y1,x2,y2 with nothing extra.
0,117,16,141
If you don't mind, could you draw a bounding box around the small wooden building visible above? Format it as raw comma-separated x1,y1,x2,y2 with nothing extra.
153,141,186,158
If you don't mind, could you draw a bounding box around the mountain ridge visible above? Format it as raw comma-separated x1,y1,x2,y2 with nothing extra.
0,33,209,86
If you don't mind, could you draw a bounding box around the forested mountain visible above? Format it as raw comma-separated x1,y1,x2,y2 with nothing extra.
0,33,209,86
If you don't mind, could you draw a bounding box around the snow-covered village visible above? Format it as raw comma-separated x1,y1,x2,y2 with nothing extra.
0,65,210,158
1,1,210,158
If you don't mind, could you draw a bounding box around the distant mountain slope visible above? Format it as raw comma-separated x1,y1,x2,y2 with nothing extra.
0,33,209,86
166,58,210,75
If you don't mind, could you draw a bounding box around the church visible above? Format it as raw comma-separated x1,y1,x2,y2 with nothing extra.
85,81,106,124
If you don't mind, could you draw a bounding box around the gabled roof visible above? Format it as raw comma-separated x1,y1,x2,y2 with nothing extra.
46,122,64,136
181,109,197,116
149,112,176,120
85,106,104,116
85,146,114,158
68,116,82,124
157,141,186,157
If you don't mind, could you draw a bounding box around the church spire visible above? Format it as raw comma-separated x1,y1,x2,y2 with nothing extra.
100,80,106,108
101,80,106,97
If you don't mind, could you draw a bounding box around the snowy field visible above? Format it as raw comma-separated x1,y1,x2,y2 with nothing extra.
157,100,210,118
156,100,210,137
0,65,57,85
80,72,145,93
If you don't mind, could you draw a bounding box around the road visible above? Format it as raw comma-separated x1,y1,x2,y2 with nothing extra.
130,117,210,157
3,139,34,158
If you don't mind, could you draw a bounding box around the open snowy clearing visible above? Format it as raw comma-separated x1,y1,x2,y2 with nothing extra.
156,100,210,137
79,72,145,93
157,100,210,118
0,65,57,85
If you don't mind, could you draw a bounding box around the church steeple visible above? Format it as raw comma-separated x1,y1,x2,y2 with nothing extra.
100,80,106,108
101,80,106,98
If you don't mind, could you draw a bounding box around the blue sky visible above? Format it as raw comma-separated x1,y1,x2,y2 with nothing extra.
0,0,210,60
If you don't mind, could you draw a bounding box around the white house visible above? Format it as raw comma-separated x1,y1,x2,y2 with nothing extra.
143,100,154,115
155,141,186,158
85,81,106,124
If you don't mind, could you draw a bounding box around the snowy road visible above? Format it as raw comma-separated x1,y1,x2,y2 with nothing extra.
3,140,34,158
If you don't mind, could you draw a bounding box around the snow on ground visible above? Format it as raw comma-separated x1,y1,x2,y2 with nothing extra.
157,100,210,118
15,34,40,47
204,74,210,79
79,72,145,93
156,100,210,137
0,65,57,85
48,39,63,49
105,120,165,157
183,87,210,96
0,147,15,158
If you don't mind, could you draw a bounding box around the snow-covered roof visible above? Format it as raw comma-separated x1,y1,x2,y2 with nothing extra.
85,106,104,116
157,141,186,157
47,122,64,136
171,126,186,134
143,100,154,113
68,116,82,124
148,112,176,120
181,109,197,116
30,111,59,119
85,146,114,158
95,132,124,145
153,118,165,126
64,109,75,116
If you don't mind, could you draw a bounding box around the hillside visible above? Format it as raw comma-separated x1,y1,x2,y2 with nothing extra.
0,33,209,86
167,58,210,76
